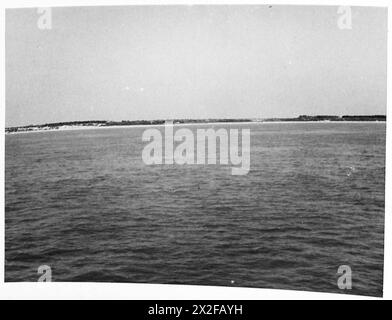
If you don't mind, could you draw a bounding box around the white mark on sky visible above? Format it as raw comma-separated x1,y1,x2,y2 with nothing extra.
123,86,144,92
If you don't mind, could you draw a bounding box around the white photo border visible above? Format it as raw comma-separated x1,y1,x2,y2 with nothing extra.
0,0,390,300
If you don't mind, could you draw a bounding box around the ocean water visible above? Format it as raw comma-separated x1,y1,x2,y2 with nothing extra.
5,123,385,296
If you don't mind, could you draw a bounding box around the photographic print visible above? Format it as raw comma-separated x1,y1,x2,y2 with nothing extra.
5,5,387,297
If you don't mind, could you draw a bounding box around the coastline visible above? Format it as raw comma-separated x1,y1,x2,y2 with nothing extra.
5,120,386,135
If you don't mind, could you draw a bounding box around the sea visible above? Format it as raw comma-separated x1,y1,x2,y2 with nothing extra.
5,122,385,296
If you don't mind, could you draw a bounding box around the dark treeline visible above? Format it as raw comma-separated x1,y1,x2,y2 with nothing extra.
264,115,387,122
5,115,386,133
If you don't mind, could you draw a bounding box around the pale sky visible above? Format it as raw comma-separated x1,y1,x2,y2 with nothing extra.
6,5,387,127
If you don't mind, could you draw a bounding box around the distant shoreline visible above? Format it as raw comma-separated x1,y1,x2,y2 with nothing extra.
5,116,387,135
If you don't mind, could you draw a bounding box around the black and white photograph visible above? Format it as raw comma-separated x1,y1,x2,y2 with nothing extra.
3,3,388,299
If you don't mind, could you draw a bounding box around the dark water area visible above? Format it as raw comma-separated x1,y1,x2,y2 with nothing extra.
5,123,385,296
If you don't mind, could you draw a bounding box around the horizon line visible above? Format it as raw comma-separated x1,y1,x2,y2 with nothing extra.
5,114,387,130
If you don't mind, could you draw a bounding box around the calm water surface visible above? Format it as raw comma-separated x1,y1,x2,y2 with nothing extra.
5,123,385,296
